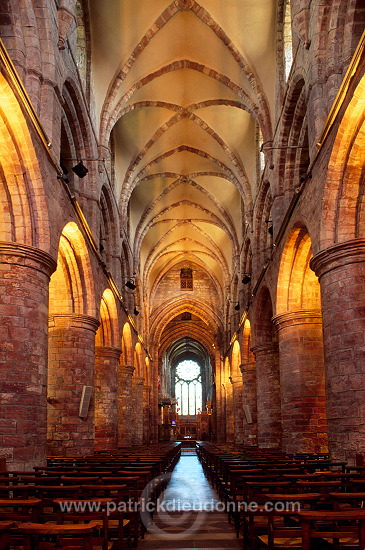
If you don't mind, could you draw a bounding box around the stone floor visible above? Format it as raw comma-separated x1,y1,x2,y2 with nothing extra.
137,452,241,549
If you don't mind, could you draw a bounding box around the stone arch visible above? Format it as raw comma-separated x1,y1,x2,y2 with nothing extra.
47,221,98,457
144,357,150,385
95,289,119,348
252,286,281,448
99,185,119,265
277,224,321,314
253,181,273,270
241,319,255,364
59,79,95,197
49,222,96,317
274,224,328,453
241,318,257,445
0,73,50,249
321,74,365,246
231,339,241,378
275,77,310,200
134,342,143,377
121,322,133,366
94,289,120,451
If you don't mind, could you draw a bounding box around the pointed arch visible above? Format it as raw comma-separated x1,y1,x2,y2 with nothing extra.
0,73,50,249
321,74,365,246
95,289,119,348
231,339,241,377
48,222,96,317
277,224,321,314
121,322,133,366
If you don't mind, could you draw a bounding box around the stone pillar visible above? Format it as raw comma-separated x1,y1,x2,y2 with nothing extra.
215,363,226,443
225,380,235,443
151,368,160,444
273,311,328,454
131,376,144,445
252,344,282,448
47,314,99,457
118,365,134,447
311,240,365,463
240,362,258,446
0,243,56,470
142,384,151,445
94,347,121,452
230,373,244,444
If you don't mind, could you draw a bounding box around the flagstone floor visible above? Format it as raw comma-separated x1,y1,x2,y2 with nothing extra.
137,452,241,549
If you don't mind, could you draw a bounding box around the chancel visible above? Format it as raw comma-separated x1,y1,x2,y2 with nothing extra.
0,3,365,546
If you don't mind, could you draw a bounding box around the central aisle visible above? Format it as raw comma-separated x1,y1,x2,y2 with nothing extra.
138,453,241,549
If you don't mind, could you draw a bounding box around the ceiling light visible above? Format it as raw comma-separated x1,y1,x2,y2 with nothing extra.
134,307,140,315
242,274,251,284
234,302,240,311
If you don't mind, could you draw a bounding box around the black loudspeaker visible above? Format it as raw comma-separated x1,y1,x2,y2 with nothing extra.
79,385,93,418
72,161,88,178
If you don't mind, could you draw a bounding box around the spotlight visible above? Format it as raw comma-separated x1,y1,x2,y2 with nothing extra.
134,307,140,315
242,274,251,284
72,160,88,178
234,302,240,311
125,280,136,290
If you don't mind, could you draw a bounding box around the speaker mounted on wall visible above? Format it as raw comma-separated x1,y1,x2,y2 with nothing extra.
79,385,93,418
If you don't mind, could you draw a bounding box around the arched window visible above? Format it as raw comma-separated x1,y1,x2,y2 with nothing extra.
284,0,293,81
175,360,202,416
180,268,193,290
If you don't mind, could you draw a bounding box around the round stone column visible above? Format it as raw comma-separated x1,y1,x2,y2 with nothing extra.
0,243,56,470
47,313,100,457
225,379,235,443
311,239,365,462
252,344,282,448
240,362,258,446
143,384,152,445
132,376,145,445
273,311,328,454
230,373,244,444
118,365,134,447
95,347,121,451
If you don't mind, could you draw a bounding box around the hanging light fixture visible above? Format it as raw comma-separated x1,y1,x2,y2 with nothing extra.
125,280,136,290
72,160,88,178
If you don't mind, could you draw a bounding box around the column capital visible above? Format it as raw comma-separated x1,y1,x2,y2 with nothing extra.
95,347,122,359
310,238,365,279
229,373,242,384
120,365,135,376
272,310,322,329
0,241,56,278
133,376,145,386
251,343,278,358
48,313,100,332
239,362,256,374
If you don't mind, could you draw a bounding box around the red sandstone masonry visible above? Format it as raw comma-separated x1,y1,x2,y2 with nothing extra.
47,314,99,457
94,347,121,451
0,244,56,470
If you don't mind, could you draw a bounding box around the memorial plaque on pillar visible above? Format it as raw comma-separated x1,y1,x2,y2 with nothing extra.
79,386,93,418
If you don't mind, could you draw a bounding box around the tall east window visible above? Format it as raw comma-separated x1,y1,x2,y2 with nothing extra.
175,360,202,416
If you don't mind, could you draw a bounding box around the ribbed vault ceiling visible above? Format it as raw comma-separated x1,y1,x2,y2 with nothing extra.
90,0,276,325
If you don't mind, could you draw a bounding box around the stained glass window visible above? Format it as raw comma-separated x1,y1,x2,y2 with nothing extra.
175,360,202,416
